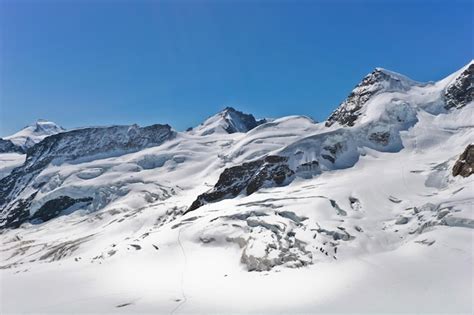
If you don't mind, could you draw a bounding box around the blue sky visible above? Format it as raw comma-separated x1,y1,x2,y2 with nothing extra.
0,0,472,136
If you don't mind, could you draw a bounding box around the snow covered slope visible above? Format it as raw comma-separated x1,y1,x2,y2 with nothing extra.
0,61,472,314
3,119,65,151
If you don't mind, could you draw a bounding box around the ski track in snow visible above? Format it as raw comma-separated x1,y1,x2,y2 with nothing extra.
170,227,188,315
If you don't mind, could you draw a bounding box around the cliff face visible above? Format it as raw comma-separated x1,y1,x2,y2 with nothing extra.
444,64,473,110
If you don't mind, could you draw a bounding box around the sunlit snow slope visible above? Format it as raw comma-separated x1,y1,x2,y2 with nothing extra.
0,62,472,314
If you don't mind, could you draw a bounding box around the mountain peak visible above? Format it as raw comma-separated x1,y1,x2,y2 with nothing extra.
362,67,419,90
325,67,419,127
373,67,417,83
192,107,266,136
4,119,65,149
222,106,237,112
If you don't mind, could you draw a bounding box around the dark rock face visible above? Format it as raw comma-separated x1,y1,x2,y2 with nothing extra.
296,160,320,173
30,196,93,223
0,124,175,229
24,124,175,168
452,144,474,177
445,64,473,110
188,155,294,212
368,131,391,146
0,192,38,229
321,142,346,163
326,69,411,127
0,139,24,154
222,107,266,134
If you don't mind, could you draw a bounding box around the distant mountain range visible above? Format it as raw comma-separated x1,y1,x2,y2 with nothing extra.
1,61,472,314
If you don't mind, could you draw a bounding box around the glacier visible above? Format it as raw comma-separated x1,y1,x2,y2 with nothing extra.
0,61,472,314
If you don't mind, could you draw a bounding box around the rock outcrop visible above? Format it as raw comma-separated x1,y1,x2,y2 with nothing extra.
0,139,24,154
326,68,416,127
188,155,294,212
444,64,473,110
452,144,474,177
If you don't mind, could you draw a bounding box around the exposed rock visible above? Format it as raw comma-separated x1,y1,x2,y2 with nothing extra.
195,107,266,135
187,155,294,212
326,68,415,127
24,123,174,166
316,227,354,241
452,144,474,177
368,131,391,146
221,107,267,134
0,139,25,154
0,124,175,230
444,64,473,110
30,196,93,223
349,197,361,211
0,192,37,229
321,142,345,163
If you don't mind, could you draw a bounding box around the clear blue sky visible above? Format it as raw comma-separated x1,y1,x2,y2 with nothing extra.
0,0,472,136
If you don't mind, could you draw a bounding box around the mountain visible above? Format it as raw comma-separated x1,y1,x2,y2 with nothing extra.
0,138,24,154
326,61,473,128
444,62,473,109
191,107,266,135
325,67,422,127
0,62,472,314
3,119,65,151
0,123,174,228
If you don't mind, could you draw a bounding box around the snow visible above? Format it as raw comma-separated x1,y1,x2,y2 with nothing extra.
0,153,26,179
4,119,64,149
0,62,473,314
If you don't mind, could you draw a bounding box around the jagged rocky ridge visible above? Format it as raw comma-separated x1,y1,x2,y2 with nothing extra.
0,124,175,228
0,61,473,314
1,62,472,230
193,107,266,135
221,107,267,134
325,68,418,127
0,61,472,275
444,64,473,110
0,139,24,154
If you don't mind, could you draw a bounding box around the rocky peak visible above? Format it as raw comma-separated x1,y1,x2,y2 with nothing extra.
0,123,175,229
326,68,417,127
194,107,266,135
24,123,175,167
4,119,65,150
444,62,473,110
